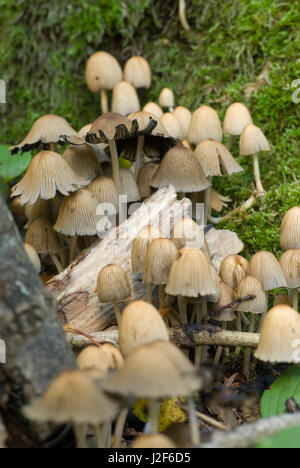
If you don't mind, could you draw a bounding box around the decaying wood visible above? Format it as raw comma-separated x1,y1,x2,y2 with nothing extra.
47,186,244,334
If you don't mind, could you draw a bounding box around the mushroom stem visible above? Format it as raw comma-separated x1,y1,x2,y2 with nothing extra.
204,178,212,225
100,89,109,113
178,295,188,323
213,322,228,366
49,254,63,273
94,424,106,448
109,140,121,193
105,422,112,448
73,424,87,449
69,235,78,263
291,288,299,311
226,135,235,150
252,154,265,194
147,282,153,304
235,312,242,355
257,292,268,333
243,313,256,380
159,284,166,309
113,301,122,326
134,135,145,180
195,300,207,366
178,0,191,31
148,399,161,433
112,408,128,448
188,396,200,446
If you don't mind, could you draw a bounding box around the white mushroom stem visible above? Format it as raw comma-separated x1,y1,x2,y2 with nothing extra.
134,135,145,180
235,312,242,355
100,90,109,114
291,288,299,311
178,0,191,31
178,295,188,323
159,284,166,309
252,154,265,194
109,140,121,193
94,424,107,449
147,282,153,304
49,254,63,273
226,135,235,150
213,322,228,366
73,424,87,449
195,301,207,367
148,399,161,433
257,292,269,333
204,178,212,225
243,313,256,379
113,301,122,326
112,408,129,449
188,396,200,446
69,235,78,264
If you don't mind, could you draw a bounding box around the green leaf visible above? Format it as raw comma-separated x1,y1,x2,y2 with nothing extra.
0,145,31,182
261,366,300,418
256,425,300,448
119,157,132,170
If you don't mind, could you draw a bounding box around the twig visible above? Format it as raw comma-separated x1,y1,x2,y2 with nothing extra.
196,411,227,431
214,295,256,314
63,325,102,348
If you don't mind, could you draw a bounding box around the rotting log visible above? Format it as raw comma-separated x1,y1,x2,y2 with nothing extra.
47,185,243,334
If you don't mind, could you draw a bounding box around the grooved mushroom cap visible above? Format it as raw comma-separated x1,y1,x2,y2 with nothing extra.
188,106,223,145
132,434,177,449
86,113,134,144
88,175,119,211
77,345,114,376
173,107,192,140
171,217,209,255
195,139,244,177
219,255,249,289
63,145,101,181
9,115,78,155
25,218,64,255
78,124,92,138
166,247,220,299
210,189,231,213
11,151,89,205
223,103,253,136
280,207,300,249
124,56,152,89
160,113,183,139
239,124,270,156
54,188,100,236
159,88,175,109
100,344,124,370
119,169,140,202
143,102,164,119
25,199,52,229
129,111,168,137
216,282,236,322
97,264,131,303
254,305,300,363
279,249,300,288
23,243,41,274
119,300,169,357
248,251,287,291
131,225,162,274
151,146,211,193
24,370,118,425
112,81,140,116
137,163,159,199
85,51,123,93
143,238,178,285
236,275,268,314
101,341,201,399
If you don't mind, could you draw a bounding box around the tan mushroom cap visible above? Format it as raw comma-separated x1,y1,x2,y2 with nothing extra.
25,218,64,255
195,139,244,177
97,264,131,303
112,81,141,116
188,106,223,146
54,188,100,237
85,51,123,93
131,225,162,274
119,169,140,202
223,102,253,136
210,189,231,213
137,162,159,198
151,146,211,193
166,247,220,299
11,151,89,205
160,113,183,139
78,124,92,138
9,114,78,154
100,343,124,369
129,111,169,138
255,305,300,363
24,370,118,425
279,249,300,288
88,175,119,212
24,199,52,229
23,243,41,274
159,88,175,109
143,102,164,119
280,207,300,250
63,144,101,181
124,56,152,89
86,113,134,144
102,341,201,399
171,217,209,256
132,434,177,449
219,255,249,289
153,341,198,375
173,106,192,140
239,124,270,156
119,300,169,357
216,282,236,322
143,238,178,285
248,251,287,291
236,275,268,314
77,345,114,376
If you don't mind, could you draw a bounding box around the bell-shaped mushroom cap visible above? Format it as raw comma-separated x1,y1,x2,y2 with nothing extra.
143,102,164,119
88,176,119,211
132,434,177,449
23,243,41,274
219,255,248,289
100,343,124,369
143,238,178,285
151,146,211,193
236,275,268,314
215,282,236,322
97,264,131,303
137,162,159,198
171,217,209,255
153,341,198,375
85,51,123,93
195,139,244,177
9,115,78,155
159,88,175,109
131,225,162,274
119,300,169,357
63,145,101,181
102,341,201,399
54,188,100,236
112,81,141,116
223,103,253,136
78,124,92,138
11,151,89,205
119,169,140,202
160,113,183,139
24,370,118,425
86,113,134,144
25,199,52,229
279,249,300,288
248,251,287,291
280,207,300,250
188,106,223,146
124,56,152,89
129,111,167,137
254,305,300,363
25,218,64,255
210,189,231,213
274,293,291,307
166,248,220,299
239,124,270,156
77,345,114,376
173,107,192,140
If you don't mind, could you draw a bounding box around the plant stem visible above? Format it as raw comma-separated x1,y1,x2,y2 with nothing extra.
112,408,128,448
148,399,161,433
109,140,121,193
113,301,122,326
50,254,63,273
178,0,191,31
226,135,235,150
94,424,106,448
73,424,87,449
252,154,265,194
235,312,242,355
134,135,145,180
69,234,78,263
188,396,200,446
100,89,109,113
243,314,256,379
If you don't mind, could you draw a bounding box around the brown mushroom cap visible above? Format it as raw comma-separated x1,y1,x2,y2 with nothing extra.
236,275,268,314
279,249,300,288
78,124,92,138
173,106,192,140
171,217,209,255
25,218,64,255
248,250,287,291
77,345,114,375
188,106,223,146
112,81,141,116
280,207,300,250
239,124,270,156
63,145,101,181
88,176,119,211
97,264,131,303
137,163,159,199
219,255,249,289
131,225,162,274
143,102,164,119
223,103,253,136
254,305,300,363
86,113,134,145
132,434,177,449
160,113,183,139
23,243,41,274
159,88,175,109
100,343,124,369
124,56,152,89
85,51,123,93
24,199,52,229
143,238,178,285
210,189,231,213
195,139,244,177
